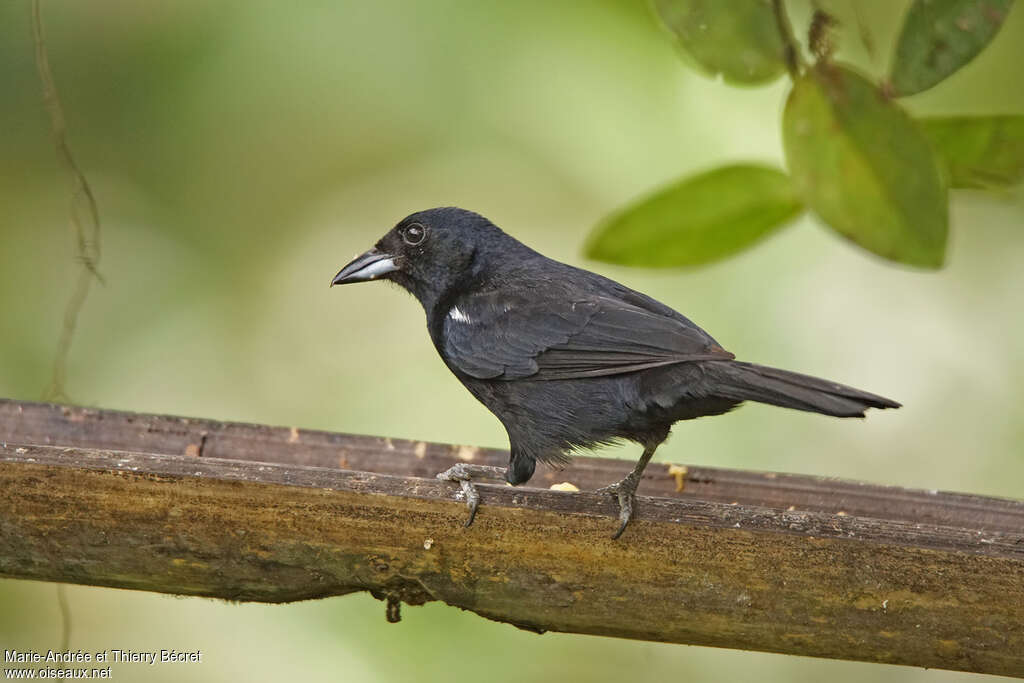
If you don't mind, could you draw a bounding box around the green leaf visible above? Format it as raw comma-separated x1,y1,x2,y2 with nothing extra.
783,64,948,268
652,0,788,85
890,0,1015,96
586,164,804,268
919,115,1024,189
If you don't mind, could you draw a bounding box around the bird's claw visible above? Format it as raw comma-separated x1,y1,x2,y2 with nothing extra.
596,477,639,540
435,463,506,528
458,479,479,527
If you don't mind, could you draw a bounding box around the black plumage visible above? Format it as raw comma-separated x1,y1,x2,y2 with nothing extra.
331,207,899,537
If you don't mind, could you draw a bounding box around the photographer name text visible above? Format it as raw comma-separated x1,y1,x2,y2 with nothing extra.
5,649,201,666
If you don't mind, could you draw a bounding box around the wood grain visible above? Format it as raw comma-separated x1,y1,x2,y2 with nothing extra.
1,399,1022,676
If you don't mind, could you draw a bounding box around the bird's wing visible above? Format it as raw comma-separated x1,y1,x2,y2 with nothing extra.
441,291,734,380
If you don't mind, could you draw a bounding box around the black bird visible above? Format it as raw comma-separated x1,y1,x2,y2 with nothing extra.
331,207,899,538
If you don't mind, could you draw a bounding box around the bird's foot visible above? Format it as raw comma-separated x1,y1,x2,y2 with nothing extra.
595,474,641,540
435,463,507,528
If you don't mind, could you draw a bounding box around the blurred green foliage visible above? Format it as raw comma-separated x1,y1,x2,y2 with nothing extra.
890,0,1015,96
921,115,1024,189
783,64,948,267
593,0,1021,269
588,164,803,267
1,1,1023,683
652,0,788,84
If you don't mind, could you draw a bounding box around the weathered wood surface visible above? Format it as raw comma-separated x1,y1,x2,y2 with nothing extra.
1,399,1022,676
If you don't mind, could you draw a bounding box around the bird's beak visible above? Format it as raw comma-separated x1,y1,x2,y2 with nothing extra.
330,248,399,286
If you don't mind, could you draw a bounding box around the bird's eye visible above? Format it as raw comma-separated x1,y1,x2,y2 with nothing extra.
402,223,427,246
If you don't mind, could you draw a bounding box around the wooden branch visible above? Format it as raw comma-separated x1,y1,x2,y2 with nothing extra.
1,399,1022,676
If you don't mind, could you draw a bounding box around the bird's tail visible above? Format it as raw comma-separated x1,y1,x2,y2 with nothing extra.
705,361,900,417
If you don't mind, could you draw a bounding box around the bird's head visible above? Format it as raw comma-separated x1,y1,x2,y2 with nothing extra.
331,207,510,307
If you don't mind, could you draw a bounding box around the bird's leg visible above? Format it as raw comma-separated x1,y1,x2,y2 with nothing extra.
595,443,658,539
435,463,507,528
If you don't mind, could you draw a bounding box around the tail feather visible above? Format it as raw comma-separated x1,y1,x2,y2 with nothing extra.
707,361,900,417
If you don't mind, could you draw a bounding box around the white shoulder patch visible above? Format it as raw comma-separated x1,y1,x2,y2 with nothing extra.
448,306,472,324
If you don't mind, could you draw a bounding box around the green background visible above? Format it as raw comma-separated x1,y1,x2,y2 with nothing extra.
1,1,1022,681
